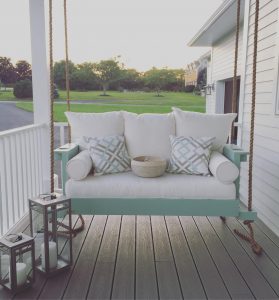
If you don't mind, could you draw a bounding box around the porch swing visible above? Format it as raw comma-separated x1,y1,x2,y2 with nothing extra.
53,0,262,254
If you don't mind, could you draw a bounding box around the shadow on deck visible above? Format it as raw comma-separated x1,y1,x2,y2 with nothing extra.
1,215,279,299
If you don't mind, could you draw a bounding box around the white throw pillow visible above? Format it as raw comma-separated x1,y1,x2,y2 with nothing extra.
209,151,239,184
123,112,175,160
84,135,130,175
167,135,215,175
66,150,93,180
172,107,237,152
65,111,124,149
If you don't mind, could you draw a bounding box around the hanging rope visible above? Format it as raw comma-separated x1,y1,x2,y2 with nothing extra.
62,0,85,236
48,0,84,235
234,0,262,255
49,0,55,194
64,0,71,143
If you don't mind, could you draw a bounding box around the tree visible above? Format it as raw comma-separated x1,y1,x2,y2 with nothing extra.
0,57,17,85
71,63,99,91
119,69,143,90
54,60,77,89
93,59,122,95
143,68,176,96
15,60,32,80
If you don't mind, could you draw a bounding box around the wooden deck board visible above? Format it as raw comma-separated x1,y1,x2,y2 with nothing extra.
1,215,279,300
151,216,183,300
180,216,231,299
226,218,279,297
111,215,136,299
135,216,158,300
194,216,254,299
165,216,206,299
86,215,122,300
63,215,107,299
209,217,278,299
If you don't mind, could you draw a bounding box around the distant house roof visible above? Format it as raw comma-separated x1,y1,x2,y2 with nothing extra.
188,0,245,47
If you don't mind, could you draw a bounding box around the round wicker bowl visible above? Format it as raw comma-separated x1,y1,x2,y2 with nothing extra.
131,156,167,178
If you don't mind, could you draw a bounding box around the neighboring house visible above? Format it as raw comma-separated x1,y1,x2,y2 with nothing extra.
184,51,210,87
188,0,279,236
185,61,198,86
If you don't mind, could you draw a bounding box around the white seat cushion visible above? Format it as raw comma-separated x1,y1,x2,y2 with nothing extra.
209,151,239,184
65,111,124,149
65,172,236,199
123,112,175,160
172,107,236,152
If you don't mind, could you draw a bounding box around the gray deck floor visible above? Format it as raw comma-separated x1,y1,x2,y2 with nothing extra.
1,215,279,300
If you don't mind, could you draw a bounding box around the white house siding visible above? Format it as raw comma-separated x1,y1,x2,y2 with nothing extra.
206,27,243,113
239,0,279,236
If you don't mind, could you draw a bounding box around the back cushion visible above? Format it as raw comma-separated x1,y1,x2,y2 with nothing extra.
65,112,124,149
123,112,175,160
172,107,236,152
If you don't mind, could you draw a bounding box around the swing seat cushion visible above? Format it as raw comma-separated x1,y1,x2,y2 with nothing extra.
65,171,236,200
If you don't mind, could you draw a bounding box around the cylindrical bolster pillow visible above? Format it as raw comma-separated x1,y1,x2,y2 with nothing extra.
209,151,239,184
66,150,93,180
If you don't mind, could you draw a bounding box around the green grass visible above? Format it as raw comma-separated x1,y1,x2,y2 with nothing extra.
16,101,205,122
12,90,205,122
1,89,203,104
0,90,19,100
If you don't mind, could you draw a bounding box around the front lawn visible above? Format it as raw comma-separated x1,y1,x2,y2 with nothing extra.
16,101,205,122
13,90,205,122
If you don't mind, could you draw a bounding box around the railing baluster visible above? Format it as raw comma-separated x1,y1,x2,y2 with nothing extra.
17,133,25,217
3,137,12,229
9,135,18,222
0,124,48,236
0,139,6,235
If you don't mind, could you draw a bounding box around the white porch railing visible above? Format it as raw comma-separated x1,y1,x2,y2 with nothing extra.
0,123,48,236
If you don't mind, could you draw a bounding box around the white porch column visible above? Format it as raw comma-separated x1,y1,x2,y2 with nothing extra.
29,0,51,193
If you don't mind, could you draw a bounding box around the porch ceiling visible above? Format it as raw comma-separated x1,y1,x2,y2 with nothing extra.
188,0,245,47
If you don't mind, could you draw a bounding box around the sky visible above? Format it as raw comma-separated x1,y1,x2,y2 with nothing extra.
1,0,223,71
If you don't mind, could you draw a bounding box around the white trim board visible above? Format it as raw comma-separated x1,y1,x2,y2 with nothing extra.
272,4,279,115
238,0,251,147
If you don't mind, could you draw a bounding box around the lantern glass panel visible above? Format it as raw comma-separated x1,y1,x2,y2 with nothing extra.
0,245,10,289
30,203,44,264
47,202,72,271
30,198,72,274
13,243,34,288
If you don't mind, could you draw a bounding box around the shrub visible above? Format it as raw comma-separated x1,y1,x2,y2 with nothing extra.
184,85,195,93
13,79,33,99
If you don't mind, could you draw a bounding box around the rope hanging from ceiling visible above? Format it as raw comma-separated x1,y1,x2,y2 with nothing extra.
48,0,85,237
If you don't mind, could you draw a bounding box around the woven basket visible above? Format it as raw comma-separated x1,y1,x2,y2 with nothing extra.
131,156,167,178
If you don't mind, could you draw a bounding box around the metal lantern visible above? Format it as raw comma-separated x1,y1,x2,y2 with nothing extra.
0,233,35,293
28,195,73,276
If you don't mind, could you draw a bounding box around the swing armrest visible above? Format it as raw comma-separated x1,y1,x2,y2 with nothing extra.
223,144,248,198
54,143,79,194
223,144,248,168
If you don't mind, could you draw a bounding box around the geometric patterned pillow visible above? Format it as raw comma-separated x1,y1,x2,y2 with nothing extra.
167,135,215,176
83,135,131,175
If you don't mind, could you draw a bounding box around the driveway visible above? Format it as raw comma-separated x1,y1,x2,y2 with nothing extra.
0,102,33,131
